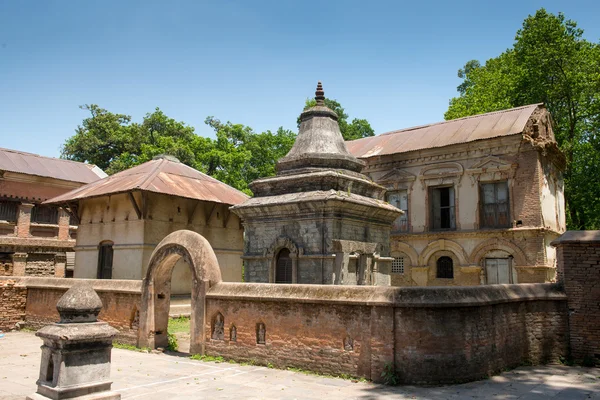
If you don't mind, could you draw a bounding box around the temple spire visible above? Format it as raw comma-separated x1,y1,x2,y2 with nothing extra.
315,81,325,106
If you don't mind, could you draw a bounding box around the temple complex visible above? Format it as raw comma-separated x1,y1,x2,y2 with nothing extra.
231,82,401,285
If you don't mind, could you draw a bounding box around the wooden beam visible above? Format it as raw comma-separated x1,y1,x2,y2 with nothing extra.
64,202,80,225
223,208,232,228
188,201,201,224
128,192,142,220
141,192,148,219
205,203,217,226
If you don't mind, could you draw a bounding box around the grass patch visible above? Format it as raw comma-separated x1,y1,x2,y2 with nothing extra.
190,354,225,363
113,342,151,353
168,316,190,334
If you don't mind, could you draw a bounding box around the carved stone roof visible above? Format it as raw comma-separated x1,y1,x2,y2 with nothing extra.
277,82,365,174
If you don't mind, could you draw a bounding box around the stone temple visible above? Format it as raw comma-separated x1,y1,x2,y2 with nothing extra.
231,82,401,285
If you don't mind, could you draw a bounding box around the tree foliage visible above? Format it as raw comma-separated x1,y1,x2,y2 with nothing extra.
61,106,296,195
298,98,375,140
446,9,600,229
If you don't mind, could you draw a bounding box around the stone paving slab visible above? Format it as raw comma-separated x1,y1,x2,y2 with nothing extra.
1,331,599,399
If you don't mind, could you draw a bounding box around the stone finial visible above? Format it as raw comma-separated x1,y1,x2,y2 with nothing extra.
56,281,103,323
315,81,325,106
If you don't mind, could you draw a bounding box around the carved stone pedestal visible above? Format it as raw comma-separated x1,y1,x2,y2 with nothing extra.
27,282,120,400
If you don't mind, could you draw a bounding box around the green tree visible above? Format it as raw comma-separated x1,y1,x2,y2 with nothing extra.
202,117,295,194
446,9,600,229
62,106,205,175
298,98,375,140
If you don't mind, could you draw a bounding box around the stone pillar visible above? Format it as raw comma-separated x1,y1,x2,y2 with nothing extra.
12,252,28,276
27,282,120,400
57,208,71,241
17,203,34,238
54,253,66,278
333,252,349,284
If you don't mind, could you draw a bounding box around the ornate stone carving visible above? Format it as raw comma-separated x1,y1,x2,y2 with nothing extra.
344,336,354,351
418,162,464,189
264,236,299,258
256,322,266,345
230,325,237,342
212,312,224,341
466,156,517,186
376,168,416,191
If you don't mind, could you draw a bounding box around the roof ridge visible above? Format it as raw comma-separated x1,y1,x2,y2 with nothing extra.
137,158,165,190
377,103,542,138
0,147,100,168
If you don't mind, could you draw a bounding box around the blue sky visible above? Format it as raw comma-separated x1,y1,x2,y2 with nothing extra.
1,0,599,159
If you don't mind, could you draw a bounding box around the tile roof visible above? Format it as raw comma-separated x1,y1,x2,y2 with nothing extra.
346,104,542,159
0,147,106,183
44,157,249,206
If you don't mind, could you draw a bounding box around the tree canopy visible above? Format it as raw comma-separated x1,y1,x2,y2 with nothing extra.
446,9,600,229
62,93,375,195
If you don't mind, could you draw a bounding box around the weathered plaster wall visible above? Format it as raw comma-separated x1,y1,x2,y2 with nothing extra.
203,282,568,384
365,133,564,286
74,192,244,289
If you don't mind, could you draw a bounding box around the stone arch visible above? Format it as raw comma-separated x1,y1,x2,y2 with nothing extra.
390,241,419,266
469,238,528,266
265,237,299,283
138,230,222,354
419,239,469,266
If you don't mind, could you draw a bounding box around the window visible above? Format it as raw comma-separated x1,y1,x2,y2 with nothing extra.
391,257,405,274
485,258,512,284
0,201,18,222
275,248,292,283
430,187,455,230
480,182,510,228
31,205,58,224
387,190,409,232
97,242,113,279
436,256,454,279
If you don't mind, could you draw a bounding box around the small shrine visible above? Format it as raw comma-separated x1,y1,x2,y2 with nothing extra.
28,282,120,400
231,82,401,285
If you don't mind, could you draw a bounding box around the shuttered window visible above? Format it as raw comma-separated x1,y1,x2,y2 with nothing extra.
97,242,113,279
275,249,292,283
387,190,409,232
485,258,512,284
31,205,58,224
436,256,454,279
430,187,455,230
0,201,18,222
480,182,510,228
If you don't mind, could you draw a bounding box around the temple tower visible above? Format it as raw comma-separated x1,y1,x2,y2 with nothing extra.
231,82,401,285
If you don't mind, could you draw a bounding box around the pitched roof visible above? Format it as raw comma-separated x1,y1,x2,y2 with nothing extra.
346,104,542,159
44,157,249,206
0,147,106,183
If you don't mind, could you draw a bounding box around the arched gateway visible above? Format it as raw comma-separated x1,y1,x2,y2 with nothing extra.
138,230,222,354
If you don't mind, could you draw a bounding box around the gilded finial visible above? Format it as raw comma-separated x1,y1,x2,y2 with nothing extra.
315,81,325,106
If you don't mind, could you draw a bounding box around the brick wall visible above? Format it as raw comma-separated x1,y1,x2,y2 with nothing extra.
553,231,600,364
0,281,26,330
204,283,567,384
0,277,141,344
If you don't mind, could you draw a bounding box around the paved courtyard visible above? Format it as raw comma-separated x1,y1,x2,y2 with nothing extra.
1,331,598,399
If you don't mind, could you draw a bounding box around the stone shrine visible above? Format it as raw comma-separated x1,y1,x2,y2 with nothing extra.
231,82,401,285
27,282,120,400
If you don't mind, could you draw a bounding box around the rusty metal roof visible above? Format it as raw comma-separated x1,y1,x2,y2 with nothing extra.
346,104,542,159
0,148,106,183
44,157,249,206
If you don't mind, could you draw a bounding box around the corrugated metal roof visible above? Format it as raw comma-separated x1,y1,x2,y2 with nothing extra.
346,104,542,159
0,147,107,183
44,158,249,206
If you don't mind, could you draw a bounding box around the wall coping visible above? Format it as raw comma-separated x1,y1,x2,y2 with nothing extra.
551,230,600,246
0,276,142,294
207,282,566,308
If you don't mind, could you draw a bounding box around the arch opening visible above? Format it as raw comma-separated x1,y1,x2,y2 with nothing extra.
138,230,222,355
